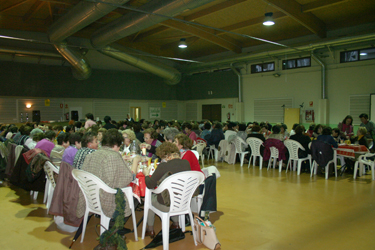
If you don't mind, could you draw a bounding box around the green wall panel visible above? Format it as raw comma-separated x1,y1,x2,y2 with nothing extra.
0,62,178,100
181,70,238,100
0,62,238,101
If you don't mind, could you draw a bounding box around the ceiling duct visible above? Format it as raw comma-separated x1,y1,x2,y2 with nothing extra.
54,42,92,80
100,44,181,85
89,0,215,84
91,0,215,48
48,0,131,80
0,46,61,58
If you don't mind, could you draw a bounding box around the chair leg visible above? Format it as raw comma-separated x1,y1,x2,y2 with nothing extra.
101,214,111,235
372,164,375,180
273,157,278,169
286,159,291,173
259,157,263,170
325,164,329,179
33,191,38,200
201,154,204,168
240,153,244,167
354,161,359,179
189,212,198,246
141,209,149,239
310,162,315,177
162,215,170,250
80,212,89,243
279,160,283,172
297,160,302,175
253,155,256,168
248,155,253,168
334,162,337,178
267,158,271,170
43,178,49,204
46,187,54,213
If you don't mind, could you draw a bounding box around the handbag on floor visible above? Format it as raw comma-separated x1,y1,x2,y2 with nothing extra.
193,216,221,250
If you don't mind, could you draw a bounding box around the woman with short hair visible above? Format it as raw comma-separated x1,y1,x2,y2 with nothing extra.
174,133,203,173
143,142,191,238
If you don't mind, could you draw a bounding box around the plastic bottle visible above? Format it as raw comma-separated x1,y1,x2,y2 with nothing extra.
131,141,137,154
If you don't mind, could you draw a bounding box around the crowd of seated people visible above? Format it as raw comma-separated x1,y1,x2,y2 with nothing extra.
0,111,374,241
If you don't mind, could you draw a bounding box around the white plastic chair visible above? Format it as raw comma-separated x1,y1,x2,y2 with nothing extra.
232,137,249,167
192,142,206,167
141,171,205,250
207,145,219,161
354,153,375,180
267,147,283,172
72,169,138,243
30,191,39,200
246,137,264,169
191,150,199,160
311,150,337,179
43,161,59,213
284,139,312,175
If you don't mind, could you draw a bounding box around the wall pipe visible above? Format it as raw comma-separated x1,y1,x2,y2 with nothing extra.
311,53,326,99
230,63,242,103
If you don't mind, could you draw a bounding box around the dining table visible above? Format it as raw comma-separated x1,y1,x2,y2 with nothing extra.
336,144,369,175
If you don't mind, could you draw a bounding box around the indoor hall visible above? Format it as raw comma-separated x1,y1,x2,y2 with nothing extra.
1,159,375,250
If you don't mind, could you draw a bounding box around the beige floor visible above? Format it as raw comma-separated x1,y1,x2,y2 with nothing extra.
1,159,375,250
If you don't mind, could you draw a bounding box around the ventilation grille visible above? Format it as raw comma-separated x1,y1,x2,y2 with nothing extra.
254,98,293,123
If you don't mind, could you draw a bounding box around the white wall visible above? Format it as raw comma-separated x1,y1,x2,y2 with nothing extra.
241,51,375,127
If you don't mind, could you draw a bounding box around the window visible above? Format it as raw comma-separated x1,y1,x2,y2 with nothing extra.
282,57,311,70
340,47,375,63
251,62,275,73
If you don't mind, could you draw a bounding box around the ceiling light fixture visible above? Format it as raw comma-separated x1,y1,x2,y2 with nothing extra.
263,12,275,26
360,52,367,56
26,104,32,108
178,38,187,49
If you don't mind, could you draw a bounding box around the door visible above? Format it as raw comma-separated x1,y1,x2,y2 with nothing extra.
130,107,141,122
284,108,300,132
202,104,221,122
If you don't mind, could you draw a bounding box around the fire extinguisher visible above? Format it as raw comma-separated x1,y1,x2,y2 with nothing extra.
227,112,230,121
65,113,69,120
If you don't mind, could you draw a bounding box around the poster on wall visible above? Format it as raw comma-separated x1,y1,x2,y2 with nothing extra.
305,110,314,122
149,107,161,118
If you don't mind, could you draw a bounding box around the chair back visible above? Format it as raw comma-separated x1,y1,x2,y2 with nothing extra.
269,146,279,158
153,171,204,216
284,139,305,160
192,142,206,154
196,137,207,144
72,169,117,215
246,137,263,156
233,136,247,153
44,161,59,188
311,140,334,166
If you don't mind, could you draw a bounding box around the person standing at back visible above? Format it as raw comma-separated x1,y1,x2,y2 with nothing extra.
84,113,96,129
359,113,375,140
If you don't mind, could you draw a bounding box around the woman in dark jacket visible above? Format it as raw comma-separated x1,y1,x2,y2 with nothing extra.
205,122,225,148
290,125,311,158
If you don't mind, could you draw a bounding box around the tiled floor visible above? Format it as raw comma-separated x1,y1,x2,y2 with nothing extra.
1,159,375,250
